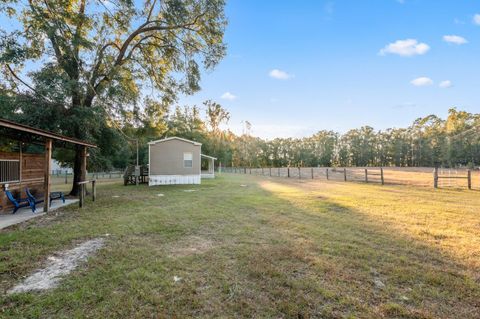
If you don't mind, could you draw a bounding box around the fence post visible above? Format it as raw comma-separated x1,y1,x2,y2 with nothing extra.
344,168,347,182
433,167,438,189
65,171,68,184
365,169,368,183
468,170,472,190
298,167,301,179
326,168,329,180
269,167,272,176
79,184,84,208
250,168,252,174
288,167,290,178
311,167,314,179
278,167,280,177
380,168,384,185
92,180,96,201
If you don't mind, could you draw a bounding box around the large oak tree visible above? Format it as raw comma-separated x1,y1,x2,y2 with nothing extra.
0,0,226,194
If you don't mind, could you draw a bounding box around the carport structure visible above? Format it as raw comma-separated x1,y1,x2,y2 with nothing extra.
0,118,97,213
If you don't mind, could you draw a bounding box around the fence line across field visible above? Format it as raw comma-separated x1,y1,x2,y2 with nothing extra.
52,171,123,184
222,166,477,190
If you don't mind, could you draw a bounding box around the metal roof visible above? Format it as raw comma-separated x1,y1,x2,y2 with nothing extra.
148,136,202,146
201,154,217,160
0,118,97,148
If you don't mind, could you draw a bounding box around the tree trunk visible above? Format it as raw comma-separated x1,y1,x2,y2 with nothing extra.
70,145,86,196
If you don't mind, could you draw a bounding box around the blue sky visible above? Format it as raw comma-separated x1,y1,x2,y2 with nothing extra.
180,0,480,139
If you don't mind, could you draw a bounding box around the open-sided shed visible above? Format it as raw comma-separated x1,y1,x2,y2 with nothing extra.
0,118,96,213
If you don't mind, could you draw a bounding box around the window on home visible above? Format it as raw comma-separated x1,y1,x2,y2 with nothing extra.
0,160,20,183
183,152,193,168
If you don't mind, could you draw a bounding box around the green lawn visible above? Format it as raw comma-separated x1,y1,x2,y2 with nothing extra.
1,174,479,318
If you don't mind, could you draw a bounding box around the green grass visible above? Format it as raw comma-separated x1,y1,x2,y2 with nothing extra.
1,174,479,318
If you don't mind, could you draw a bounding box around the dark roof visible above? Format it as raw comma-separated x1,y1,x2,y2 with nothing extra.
0,118,97,148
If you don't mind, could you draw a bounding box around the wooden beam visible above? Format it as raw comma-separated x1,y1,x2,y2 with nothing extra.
43,139,52,213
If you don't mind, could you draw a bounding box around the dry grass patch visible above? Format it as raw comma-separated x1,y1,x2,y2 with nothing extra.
166,235,215,258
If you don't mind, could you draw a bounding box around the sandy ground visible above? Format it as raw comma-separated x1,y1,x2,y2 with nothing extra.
8,238,105,294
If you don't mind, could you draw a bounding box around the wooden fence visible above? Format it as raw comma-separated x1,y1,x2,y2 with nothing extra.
433,167,472,190
222,166,478,190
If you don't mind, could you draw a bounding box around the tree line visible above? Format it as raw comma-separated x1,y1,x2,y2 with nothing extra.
2,92,479,170
227,108,479,168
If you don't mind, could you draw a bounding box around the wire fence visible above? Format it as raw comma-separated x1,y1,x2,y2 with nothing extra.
221,166,480,190
51,171,124,185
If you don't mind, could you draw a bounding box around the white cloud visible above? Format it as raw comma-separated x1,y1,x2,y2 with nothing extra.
324,1,334,15
379,39,430,57
439,80,453,88
269,69,293,80
474,14,480,25
443,35,468,45
394,102,416,109
220,92,237,101
410,77,433,87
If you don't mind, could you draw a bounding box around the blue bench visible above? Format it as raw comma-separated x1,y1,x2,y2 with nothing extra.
5,190,35,214
25,188,65,212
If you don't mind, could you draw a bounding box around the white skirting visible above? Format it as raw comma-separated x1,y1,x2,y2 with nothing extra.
149,174,201,186
201,173,215,179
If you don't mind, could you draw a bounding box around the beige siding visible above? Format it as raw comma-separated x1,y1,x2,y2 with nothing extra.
149,139,201,175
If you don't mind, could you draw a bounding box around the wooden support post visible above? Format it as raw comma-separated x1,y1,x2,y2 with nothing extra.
467,170,472,190
249,168,252,174
79,184,84,208
298,167,301,179
81,145,87,184
262,167,264,175
380,168,384,185
269,167,272,176
287,167,290,178
278,167,280,177
365,169,368,183
43,139,52,213
326,168,329,180
344,168,347,182
92,180,96,201
433,167,439,189
65,171,68,184
311,167,314,179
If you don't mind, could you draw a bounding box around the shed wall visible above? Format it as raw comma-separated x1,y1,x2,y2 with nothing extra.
149,139,201,176
0,151,44,213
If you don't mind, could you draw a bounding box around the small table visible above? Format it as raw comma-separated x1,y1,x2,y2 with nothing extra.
49,192,65,204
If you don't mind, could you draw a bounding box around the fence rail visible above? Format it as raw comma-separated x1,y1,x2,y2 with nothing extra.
221,166,478,190
52,171,123,184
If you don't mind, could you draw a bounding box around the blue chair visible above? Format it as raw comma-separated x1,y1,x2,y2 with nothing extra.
5,190,35,214
25,188,65,212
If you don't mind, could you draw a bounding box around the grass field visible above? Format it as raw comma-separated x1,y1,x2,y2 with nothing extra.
1,174,479,318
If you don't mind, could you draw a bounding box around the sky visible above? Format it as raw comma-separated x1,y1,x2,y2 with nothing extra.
179,0,480,139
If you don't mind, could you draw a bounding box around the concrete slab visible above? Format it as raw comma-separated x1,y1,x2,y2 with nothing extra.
0,199,78,230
